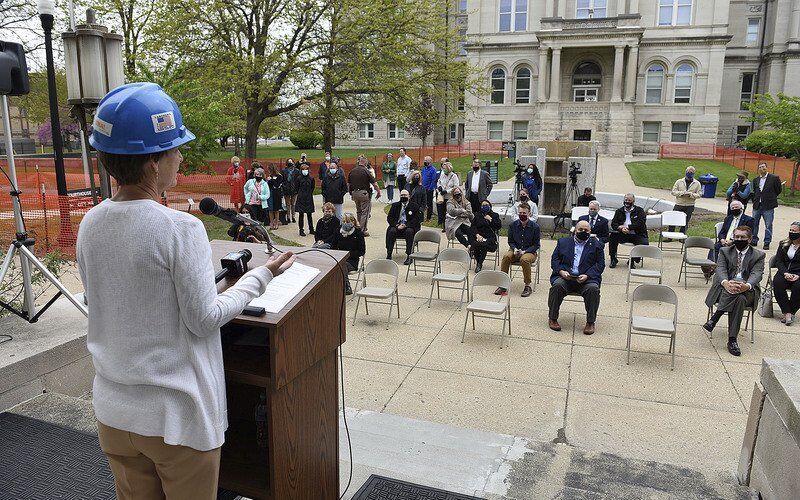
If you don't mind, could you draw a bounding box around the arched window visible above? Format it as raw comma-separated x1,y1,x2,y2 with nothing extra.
674,63,694,103
645,64,665,104
572,61,602,102
515,67,531,104
491,68,506,104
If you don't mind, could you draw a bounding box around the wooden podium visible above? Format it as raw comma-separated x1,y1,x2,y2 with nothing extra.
211,240,346,500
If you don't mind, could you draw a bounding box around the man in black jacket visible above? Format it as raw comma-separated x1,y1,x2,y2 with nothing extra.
608,193,649,268
578,200,610,243
386,190,422,265
751,162,782,250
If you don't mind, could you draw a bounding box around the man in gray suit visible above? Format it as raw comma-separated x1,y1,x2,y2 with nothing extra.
702,225,765,356
464,159,493,214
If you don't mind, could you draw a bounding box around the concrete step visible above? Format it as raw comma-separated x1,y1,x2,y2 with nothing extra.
9,394,757,500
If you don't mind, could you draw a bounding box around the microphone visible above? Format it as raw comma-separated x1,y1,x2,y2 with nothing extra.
199,197,275,254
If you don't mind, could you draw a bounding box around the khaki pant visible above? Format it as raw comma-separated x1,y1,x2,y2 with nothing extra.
501,250,537,284
97,421,221,500
352,189,372,231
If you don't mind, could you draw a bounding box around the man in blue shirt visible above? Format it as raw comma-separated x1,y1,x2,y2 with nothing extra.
496,204,540,297
548,220,606,335
421,156,439,221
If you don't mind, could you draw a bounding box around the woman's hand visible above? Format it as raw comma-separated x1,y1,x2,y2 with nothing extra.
265,251,296,277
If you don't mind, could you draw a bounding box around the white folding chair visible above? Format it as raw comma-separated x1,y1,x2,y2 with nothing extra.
625,245,663,301
428,248,471,309
352,259,400,330
406,229,442,282
570,206,590,231
349,255,366,291
462,270,512,348
627,284,679,370
658,210,688,252
678,236,716,289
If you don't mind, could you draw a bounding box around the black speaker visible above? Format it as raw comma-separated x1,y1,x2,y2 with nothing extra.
0,41,30,96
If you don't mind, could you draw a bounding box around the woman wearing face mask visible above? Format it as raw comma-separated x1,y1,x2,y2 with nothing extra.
321,162,348,220
471,200,502,273
265,164,284,230
521,164,543,205
282,160,298,223
512,188,539,222
726,171,752,214
445,187,475,252
381,153,397,202
669,165,702,234
773,222,800,325
332,213,366,295
436,162,460,230
293,164,316,236
409,171,426,211
226,156,246,212
313,202,341,248
243,165,270,225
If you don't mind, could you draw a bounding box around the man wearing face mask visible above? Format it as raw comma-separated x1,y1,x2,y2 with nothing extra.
668,166,702,235
512,188,539,223
577,201,609,243
465,159,493,214
319,150,333,185
609,193,649,268
548,220,605,335
713,200,755,261
497,204,540,297
396,148,412,192
421,156,438,221
386,189,422,265
226,155,246,212
703,226,765,356
751,162,783,249
321,161,348,219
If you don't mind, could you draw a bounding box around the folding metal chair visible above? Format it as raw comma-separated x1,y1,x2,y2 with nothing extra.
625,245,663,301
352,259,400,330
405,229,442,282
627,284,679,370
462,270,512,348
508,250,543,291
658,210,688,252
678,236,716,289
428,248,471,309
706,304,756,344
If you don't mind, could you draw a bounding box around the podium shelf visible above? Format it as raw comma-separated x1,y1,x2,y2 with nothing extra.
223,344,271,388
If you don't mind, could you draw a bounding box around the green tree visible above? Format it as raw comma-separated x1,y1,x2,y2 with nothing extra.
743,93,800,193
405,93,437,148
17,71,69,125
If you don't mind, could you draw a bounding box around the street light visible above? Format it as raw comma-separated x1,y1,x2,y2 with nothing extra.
37,0,74,246
61,8,125,201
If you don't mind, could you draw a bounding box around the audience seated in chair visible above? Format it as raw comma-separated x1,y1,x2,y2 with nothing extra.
511,188,539,223
705,200,755,278
578,200,610,244
332,212,366,295
312,202,340,249
548,221,605,335
445,187,474,252
772,222,800,325
496,204,540,297
702,226,765,356
609,193,649,269
386,189,422,265
471,200,502,273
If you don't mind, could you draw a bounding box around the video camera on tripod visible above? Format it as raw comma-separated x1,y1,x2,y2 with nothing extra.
568,161,582,185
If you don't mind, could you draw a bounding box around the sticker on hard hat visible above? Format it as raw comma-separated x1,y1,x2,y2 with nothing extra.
151,112,177,133
93,117,113,137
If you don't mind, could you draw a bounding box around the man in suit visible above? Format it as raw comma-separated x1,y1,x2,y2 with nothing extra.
578,200,610,243
703,226,765,356
751,162,782,249
464,159,493,214
496,204,540,297
703,200,756,278
548,220,605,335
386,189,422,265
608,193,649,268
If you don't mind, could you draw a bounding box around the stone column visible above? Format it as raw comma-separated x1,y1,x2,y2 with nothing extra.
538,49,549,101
790,0,800,49
630,0,639,15
549,48,562,102
611,45,625,102
558,0,567,18
546,0,555,18
624,45,639,101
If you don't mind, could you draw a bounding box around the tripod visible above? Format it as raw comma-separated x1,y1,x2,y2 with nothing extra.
0,94,88,329
561,178,580,214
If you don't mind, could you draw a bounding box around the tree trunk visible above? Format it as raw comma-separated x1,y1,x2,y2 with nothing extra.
234,135,241,157
792,161,799,195
245,113,261,159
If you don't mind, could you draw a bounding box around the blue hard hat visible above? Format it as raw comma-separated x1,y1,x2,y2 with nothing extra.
89,82,195,155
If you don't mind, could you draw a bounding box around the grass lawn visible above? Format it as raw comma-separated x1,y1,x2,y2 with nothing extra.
195,214,300,246
625,159,800,207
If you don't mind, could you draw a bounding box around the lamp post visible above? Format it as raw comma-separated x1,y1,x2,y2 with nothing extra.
62,9,125,202
37,0,75,246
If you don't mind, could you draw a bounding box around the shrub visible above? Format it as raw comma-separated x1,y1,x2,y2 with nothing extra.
289,129,323,149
